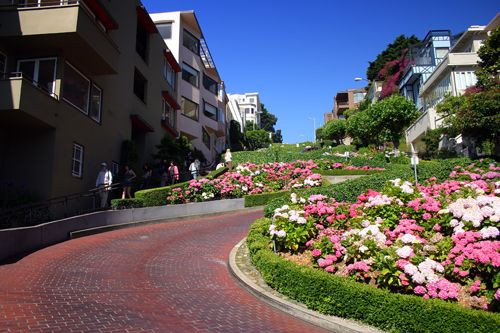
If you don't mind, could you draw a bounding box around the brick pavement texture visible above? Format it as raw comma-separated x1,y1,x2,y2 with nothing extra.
0,210,328,333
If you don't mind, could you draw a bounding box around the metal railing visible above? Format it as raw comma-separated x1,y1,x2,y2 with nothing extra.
2,71,58,99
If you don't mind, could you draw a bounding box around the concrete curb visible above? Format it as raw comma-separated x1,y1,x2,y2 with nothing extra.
228,238,384,333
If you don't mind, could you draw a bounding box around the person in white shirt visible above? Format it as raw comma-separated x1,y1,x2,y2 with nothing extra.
189,159,200,180
224,149,232,170
96,162,113,208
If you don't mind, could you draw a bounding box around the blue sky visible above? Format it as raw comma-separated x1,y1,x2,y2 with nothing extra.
143,0,499,143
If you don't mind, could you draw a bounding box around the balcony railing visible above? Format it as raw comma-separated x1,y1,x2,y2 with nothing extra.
1,71,58,99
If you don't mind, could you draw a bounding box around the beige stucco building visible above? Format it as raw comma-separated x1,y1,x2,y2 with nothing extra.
0,0,181,201
150,11,227,164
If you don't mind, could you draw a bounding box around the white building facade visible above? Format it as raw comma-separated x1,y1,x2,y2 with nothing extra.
405,14,499,154
227,92,262,131
150,11,226,163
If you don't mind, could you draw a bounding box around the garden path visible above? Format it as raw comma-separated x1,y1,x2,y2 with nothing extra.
0,209,328,332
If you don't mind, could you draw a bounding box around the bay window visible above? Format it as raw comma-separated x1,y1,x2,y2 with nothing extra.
157,23,172,39
72,143,84,178
164,59,176,89
62,62,102,122
162,98,176,129
203,101,217,121
17,57,57,96
203,74,218,95
202,127,210,149
182,63,199,87
181,97,198,120
183,29,200,54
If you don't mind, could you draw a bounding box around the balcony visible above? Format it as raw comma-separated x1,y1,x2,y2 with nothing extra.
405,107,441,145
0,74,58,129
0,1,119,75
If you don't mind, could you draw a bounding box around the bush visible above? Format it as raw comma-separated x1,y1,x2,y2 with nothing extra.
247,219,500,333
206,167,228,179
110,198,144,210
315,169,384,176
134,181,190,207
244,190,290,207
264,158,472,217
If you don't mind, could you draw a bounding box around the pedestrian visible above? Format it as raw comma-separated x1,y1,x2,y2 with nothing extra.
224,148,232,170
141,164,152,189
168,161,179,185
95,162,113,209
189,159,199,180
121,164,136,199
160,160,169,187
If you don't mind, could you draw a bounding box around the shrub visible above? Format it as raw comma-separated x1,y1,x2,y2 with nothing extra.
244,191,291,207
110,198,144,210
206,167,228,179
135,181,190,207
247,219,500,333
315,169,384,176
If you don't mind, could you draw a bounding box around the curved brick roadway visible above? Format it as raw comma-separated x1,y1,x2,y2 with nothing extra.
0,210,328,333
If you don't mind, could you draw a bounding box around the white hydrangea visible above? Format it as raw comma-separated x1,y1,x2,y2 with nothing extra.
396,246,413,259
480,226,499,239
400,233,420,244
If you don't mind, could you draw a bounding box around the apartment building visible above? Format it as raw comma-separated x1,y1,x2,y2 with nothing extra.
406,14,500,153
331,88,366,119
398,30,453,111
0,0,181,201
323,112,335,124
150,11,227,163
227,92,261,131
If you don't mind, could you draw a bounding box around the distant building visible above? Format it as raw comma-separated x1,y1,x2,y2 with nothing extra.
331,88,366,119
227,92,262,131
323,112,335,124
405,14,500,154
151,11,227,163
366,81,383,104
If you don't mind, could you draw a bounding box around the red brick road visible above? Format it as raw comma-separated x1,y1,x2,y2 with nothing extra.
0,210,328,333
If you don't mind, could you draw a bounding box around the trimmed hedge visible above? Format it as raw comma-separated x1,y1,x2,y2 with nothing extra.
134,167,229,207
110,198,144,210
315,169,384,176
244,190,290,207
264,158,472,217
247,218,500,333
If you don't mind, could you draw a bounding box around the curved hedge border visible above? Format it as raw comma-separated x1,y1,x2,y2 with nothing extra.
315,169,385,176
247,218,500,333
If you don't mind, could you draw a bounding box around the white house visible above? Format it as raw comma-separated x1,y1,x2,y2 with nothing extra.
227,92,262,131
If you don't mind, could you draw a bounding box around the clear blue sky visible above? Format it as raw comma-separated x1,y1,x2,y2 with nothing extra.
143,0,499,143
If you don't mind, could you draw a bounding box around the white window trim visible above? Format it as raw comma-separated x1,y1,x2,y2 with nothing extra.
16,57,57,96
72,143,84,178
63,61,90,115
164,58,175,89
90,83,102,123
182,62,199,87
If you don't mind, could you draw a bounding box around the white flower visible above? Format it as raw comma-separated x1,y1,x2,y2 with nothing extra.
297,217,307,224
242,186,248,192
276,230,286,238
400,233,419,244
412,272,426,284
359,245,369,253
480,226,499,239
396,246,413,259
404,263,418,276
290,193,298,204
361,220,371,228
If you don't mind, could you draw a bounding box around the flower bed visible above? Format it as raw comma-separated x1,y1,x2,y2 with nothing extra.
135,161,322,206
267,161,500,311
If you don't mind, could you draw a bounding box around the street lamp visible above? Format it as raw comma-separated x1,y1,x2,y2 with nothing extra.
308,117,316,143
354,77,369,82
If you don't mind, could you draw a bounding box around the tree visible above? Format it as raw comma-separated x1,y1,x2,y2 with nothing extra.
259,103,277,132
153,135,192,167
366,35,420,81
438,90,500,157
229,120,244,151
272,129,283,143
321,119,346,145
245,129,271,150
476,26,500,90
369,94,418,148
346,111,378,147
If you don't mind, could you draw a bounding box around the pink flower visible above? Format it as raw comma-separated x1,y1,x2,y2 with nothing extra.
422,213,432,220
312,249,322,257
325,265,335,273
414,286,427,295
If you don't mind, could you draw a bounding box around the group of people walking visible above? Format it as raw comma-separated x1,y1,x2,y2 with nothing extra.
95,149,233,209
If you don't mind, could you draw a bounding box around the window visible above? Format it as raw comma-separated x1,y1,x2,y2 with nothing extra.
136,20,149,61
249,97,255,103
203,101,217,121
17,57,57,95
435,47,449,61
183,29,199,54
181,97,198,120
245,108,250,114
454,71,477,93
202,127,210,149
157,23,172,39
251,109,254,114
0,52,6,75
62,62,102,122
72,143,84,178
218,108,225,123
182,63,199,87
164,59,176,89
353,92,365,103
133,69,147,103
203,74,218,95
162,98,176,129
111,161,119,176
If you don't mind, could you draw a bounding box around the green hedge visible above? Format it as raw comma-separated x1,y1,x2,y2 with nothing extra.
247,218,500,333
315,169,384,176
264,158,472,217
244,190,290,207
110,198,144,210
206,166,229,179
